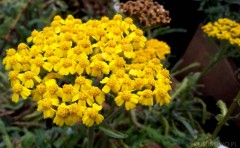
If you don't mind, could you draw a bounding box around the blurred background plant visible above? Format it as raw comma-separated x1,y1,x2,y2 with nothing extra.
194,0,240,22
0,0,68,54
0,0,239,148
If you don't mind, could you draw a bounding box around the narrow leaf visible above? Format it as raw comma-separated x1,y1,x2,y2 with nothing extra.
216,100,228,124
177,117,195,138
99,126,128,139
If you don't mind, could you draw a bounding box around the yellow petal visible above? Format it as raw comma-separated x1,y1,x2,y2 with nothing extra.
125,101,135,110
95,114,104,124
92,103,102,111
69,67,76,74
17,74,25,82
45,79,56,86
102,85,110,93
43,109,55,118
78,100,86,106
130,95,139,104
102,67,110,74
43,62,53,72
53,116,64,126
52,98,59,106
100,77,109,84
58,67,69,75
31,65,38,74
124,51,135,58
34,76,42,83
129,69,137,76
87,97,94,106
82,116,94,127
21,87,31,99
115,96,124,106
25,79,34,88
12,93,19,103
95,94,105,104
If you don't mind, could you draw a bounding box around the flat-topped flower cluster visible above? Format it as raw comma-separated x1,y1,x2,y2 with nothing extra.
2,14,171,127
202,18,240,47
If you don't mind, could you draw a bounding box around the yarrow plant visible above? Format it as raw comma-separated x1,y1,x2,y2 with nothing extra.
2,14,172,128
202,18,240,47
201,18,240,76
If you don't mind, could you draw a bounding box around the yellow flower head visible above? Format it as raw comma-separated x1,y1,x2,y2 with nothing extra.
202,18,240,47
37,97,59,118
82,103,104,127
2,14,172,127
115,91,139,110
12,84,31,103
53,103,71,126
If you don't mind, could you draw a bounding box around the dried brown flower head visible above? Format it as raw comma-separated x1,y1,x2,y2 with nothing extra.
119,0,171,27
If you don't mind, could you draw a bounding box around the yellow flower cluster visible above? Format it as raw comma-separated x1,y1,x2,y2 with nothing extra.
2,14,171,127
202,18,240,47
136,39,170,60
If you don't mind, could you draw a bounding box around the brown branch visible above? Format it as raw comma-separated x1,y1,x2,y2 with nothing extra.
0,109,14,116
13,121,45,128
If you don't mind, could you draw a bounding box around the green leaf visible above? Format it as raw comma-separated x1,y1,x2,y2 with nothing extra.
152,26,186,37
217,100,227,116
0,101,24,110
171,121,186,138
0,119,13,148
99,126,128,139
215,100,228,123
195,97,208,124
21,111,42,121
0,17,13,36
159,116,170,135
143,126,175,147
53,138,64,148
21,129,36,148
170,77,189,99
176,117,195,138
171,62,200,77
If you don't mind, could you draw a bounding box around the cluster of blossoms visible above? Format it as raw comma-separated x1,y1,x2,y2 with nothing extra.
202,18,240,47
2,14,172,127
119,0,171,27
140,39,170,60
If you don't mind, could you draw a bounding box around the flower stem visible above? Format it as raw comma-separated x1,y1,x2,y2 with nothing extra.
130,109,144,128
200,43,228,79
87,126,94,148
211,91,240,140
147,27,152,39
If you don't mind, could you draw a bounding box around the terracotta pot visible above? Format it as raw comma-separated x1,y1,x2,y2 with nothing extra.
175,23,240,113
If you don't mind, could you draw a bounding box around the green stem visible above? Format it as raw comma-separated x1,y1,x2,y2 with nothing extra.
87,126,94,148
200,45,228,79
101,106,125,125
211,91,240,140
146,27,152,39
200,56,219,78
130,109,143,128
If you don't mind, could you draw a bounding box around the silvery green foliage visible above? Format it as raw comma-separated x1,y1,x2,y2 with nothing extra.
195,0,240,21
0,0,68,54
